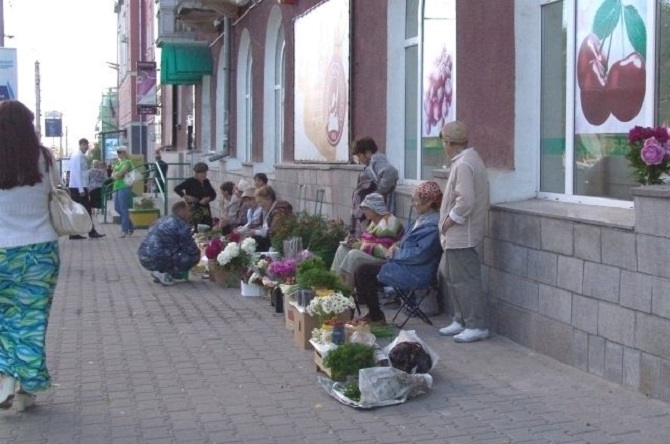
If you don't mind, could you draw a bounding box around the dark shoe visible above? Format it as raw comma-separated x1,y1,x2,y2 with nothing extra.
68,235,86,240
89,232,106,239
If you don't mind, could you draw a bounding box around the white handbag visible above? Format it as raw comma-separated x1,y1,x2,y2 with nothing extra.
124,168,139,187
48,169,92,236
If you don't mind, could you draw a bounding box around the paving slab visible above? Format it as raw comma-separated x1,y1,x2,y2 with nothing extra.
1,223,669,443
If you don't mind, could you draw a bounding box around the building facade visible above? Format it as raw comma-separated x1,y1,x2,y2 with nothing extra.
147,0,670,401
115,0,157,159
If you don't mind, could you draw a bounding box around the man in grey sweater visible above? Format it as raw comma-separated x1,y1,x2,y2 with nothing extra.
437,121,490,343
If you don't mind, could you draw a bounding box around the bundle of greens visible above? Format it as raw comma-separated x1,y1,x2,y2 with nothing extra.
323,342,376,381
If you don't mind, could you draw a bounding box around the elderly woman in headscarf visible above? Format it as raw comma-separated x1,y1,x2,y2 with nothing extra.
331,192,405,285
352,181,444,324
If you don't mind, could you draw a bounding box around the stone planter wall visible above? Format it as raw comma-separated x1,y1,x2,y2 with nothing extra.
486,191,670,401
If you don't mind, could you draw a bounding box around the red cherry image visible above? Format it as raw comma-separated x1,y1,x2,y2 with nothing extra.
577,34,608,90
580,58,610,126
606,52,646,122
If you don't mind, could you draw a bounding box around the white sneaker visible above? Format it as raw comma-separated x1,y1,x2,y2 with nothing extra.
0,375,16,409
453,328,489,343
439,321,464,336
151,271,175,286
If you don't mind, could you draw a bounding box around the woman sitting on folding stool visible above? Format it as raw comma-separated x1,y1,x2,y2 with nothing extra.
353,181,443,324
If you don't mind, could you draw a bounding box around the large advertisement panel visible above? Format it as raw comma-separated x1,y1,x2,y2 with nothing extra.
573,0,654,200
575,0,652,133
294,0,350,162
0,48,18,101
422,0,456,137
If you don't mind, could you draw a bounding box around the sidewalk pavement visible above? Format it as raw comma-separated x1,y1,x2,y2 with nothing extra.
1,222,669,444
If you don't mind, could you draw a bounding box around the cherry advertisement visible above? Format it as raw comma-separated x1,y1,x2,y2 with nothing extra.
575,0,652,134
421,4,456,138
294,0,350,162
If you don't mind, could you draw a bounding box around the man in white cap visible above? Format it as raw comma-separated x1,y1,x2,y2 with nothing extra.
437,121,490,343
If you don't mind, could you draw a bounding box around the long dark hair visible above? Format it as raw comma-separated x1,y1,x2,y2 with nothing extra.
0,100,50,189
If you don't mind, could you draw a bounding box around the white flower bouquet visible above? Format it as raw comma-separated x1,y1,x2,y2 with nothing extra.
306,291,355,319
216,237,257,271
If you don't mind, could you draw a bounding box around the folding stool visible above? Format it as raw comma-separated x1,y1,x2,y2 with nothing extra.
390,282,437,329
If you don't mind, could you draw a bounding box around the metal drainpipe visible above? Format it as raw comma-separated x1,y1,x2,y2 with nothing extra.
222,17,231,157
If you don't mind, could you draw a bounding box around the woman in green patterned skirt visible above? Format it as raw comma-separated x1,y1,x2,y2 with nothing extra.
0,100,61,412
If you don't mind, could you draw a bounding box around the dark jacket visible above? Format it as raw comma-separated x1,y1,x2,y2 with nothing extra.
377,210,442,290
174,177,217,226
137,214,200,274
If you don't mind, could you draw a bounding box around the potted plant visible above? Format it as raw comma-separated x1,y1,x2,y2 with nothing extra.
128,196,160,228
297,266,351,297
271,212,347,268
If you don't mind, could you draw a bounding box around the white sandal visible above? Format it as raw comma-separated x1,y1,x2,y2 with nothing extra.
14,389,36,412
0,375,16,409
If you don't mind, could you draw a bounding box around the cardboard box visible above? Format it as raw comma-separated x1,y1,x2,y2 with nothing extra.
292,302,320,351
291,301,351,351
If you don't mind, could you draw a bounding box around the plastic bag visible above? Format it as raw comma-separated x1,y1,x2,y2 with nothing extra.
350,331,376,346
358,367,432,405
317,367,433,409
383,330,439,373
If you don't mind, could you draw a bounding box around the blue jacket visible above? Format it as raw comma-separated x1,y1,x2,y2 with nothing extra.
377,210,442,290
138,214,200,273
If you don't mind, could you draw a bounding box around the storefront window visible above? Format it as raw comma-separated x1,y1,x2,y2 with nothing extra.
404,45,418,179
245,53,253,162
539,0,653,202
540,1,567,194
274,26,285,164
403,0,456,180
658,1,670,124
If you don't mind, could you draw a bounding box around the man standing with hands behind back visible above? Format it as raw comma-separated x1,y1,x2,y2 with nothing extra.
68,138,105,240
437,121,489,343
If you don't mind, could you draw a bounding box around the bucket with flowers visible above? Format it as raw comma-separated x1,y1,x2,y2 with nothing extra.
214,237,257,288
241,253,272,296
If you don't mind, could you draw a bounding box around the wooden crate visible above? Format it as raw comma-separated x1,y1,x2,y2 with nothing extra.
313,348,333,378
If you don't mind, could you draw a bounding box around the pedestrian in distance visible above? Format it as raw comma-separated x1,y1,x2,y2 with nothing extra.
67,138,105,239
137,201,201,286
0,100,62,411
110,146,136,237
437,121,491,343
87,160,107,217
174,162,217,229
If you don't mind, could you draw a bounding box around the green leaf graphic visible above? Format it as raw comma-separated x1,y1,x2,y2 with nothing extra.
593,0,622,40
624,5,646,59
